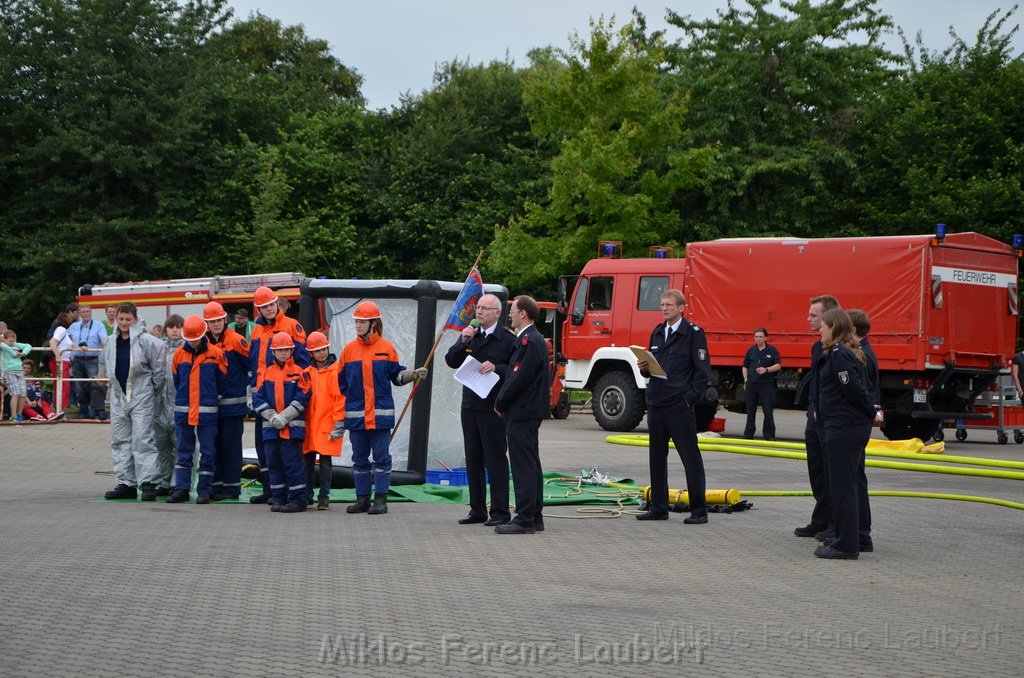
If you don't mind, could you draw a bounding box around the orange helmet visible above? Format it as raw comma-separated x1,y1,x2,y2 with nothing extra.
254,286,278,307
353,301,381,320
203,301,227,321
269,332,295,350
182,315,208,341
306,331,330,352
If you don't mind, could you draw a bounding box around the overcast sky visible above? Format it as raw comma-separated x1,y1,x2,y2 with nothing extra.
225,1,1023,110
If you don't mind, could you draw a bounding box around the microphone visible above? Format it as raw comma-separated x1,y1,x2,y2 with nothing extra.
463,318,480,343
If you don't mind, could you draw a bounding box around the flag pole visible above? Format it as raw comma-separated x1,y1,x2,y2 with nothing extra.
392,250,484,436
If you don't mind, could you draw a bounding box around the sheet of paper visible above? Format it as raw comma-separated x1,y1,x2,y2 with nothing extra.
453,355,500,399
628,345,667,378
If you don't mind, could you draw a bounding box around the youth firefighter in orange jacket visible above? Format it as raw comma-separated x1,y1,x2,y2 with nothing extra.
166,315,227,505
302,331,346,510
203,302,250,501
337,301,427,515
249,286,308,504
253,332,312,513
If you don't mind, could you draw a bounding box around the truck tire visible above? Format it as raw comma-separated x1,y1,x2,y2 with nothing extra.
552,391,571,420
592,371,646,432
881,416,939,442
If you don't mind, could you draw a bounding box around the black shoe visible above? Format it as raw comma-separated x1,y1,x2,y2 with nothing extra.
307,497,315,506
495,522,535,535
826,538,874,553
534,522,545,532
270,502,285,512
280,502,306,513
249,493,271,504
484,517,510,527
346,495,371,514
195,493,211,505
814,544,859,560
635,510,669,521
458,514,487,525
368,495,388,515
140,483,157,502
165,489,190,503
155,487,170,497
794,524,822,537
683,514,708,524
815,528,836,542
317,498,330,511
104,484,137,500
211,493,236,502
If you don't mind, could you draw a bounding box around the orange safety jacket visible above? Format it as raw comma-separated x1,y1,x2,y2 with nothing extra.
302,354,347,456
172,338,227,427
253,358,311,441
250,312,308,387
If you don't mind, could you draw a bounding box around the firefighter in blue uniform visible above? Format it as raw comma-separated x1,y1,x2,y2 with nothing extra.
635,289,711,524
814,309,876,560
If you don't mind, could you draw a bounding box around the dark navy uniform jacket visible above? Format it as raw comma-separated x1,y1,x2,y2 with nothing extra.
645,318,711,408
444,323,516,410
860,337,881,406
495,324,549,421
743,343,780,386
817,344,876,426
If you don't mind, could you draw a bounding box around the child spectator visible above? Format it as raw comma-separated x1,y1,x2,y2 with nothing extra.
166,315,226,505
1,329,31,422
22,359,62,421
337,302,427,515
253,332,311,513
153,315,185,496
303,331,346,510
47,312,74,410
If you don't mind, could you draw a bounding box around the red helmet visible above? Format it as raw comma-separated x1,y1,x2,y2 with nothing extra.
353,301,381,320
254,286,278,307
269,332,295,350
182,315,208,341
203,301,227,321
306,331,330,352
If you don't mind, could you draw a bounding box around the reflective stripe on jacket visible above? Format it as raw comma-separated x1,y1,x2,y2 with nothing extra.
209,328,250,417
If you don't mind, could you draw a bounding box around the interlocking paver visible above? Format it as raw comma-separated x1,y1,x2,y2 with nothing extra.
0,411,1021,676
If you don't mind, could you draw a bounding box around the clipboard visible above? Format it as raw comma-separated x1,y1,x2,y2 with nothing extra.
629,345,666,378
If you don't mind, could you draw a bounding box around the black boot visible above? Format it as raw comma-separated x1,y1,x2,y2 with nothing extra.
139,483,157,502
249,493,271,504
104,484,137,500
165,489,190,503
368,494,388,515
346,495,371,514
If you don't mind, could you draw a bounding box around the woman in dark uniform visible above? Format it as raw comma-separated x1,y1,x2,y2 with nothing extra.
814,308,876,560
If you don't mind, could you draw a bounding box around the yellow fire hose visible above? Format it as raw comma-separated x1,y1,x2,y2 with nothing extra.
604,435,1024,510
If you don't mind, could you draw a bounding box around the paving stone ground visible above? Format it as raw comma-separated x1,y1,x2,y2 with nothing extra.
1,409,1021,677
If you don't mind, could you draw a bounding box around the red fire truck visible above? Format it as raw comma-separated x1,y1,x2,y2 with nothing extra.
559,232,1020,441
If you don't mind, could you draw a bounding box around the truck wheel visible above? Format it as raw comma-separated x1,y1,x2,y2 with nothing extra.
933,429,944,442
552,391,571,420
592,372,646,432
997,431,1009,445
1014,430,1023,445
955,428,967,442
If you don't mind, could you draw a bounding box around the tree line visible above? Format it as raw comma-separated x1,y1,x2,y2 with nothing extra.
1,0,1021,339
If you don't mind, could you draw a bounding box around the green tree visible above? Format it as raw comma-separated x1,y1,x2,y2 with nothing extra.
664,0,900,239
366,59,546,281
490,18,714,293
852,8,1024,239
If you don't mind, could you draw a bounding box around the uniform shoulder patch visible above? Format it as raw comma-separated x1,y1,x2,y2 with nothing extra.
294,323,304,335
690,322,702,331
521,337,529,346
239,338,249,350
838,370,849,384
697,348,708,361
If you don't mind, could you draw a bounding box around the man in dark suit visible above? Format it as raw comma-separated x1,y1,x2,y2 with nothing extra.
444,293,516,527
635,289,711,524
494,295,549,535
